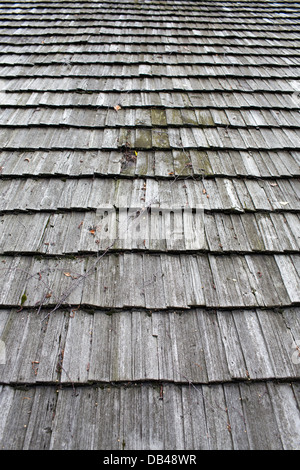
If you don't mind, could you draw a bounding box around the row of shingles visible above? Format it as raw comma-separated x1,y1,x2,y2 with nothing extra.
1,19,299,32
0,3,298,18
0,25,297,38
0,36,298,48
10,34,295,45
2,71,298,95
0,148,299,178
1,64,299,78
0,0,296,6
0,42,300,54
0,6,297,28
0,8,299,19
1,51,300,65
0,3,296,21
4,30,299,40
0,125,298,151
1,17,299,28
1,381,300,449
0,28,299,42
1,105,300,128
0,307,300,385
0,177,299,212
0,188,299,254
0,0,297,10
0,210,299,254
1,20,299,31
2,88,299,111
0,252,298,309
0,3,298,17
1,89,299,108
1,13,299,27
1,74,297,92
0,1,297,19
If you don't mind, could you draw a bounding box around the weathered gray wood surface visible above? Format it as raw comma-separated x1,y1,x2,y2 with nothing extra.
0,0,299,451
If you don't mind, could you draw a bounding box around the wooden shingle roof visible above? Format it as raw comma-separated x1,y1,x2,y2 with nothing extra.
0,0,300,450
